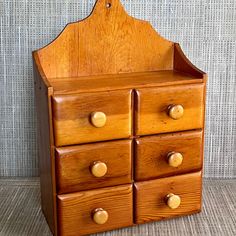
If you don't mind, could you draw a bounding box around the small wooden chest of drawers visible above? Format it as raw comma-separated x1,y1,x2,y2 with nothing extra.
33,0,207,235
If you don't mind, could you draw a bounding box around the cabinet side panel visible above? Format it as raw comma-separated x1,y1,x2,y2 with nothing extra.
174,43,205,78
201,78,207,174
33,62,57,235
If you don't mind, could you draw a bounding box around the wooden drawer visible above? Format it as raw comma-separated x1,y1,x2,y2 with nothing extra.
134,130,203,181
52,90,132,146
57,184,133,236
134,172,202,224
134,83,205,135
56,140,132,194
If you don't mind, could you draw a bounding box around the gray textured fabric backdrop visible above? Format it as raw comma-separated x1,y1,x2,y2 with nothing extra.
0,0,235,178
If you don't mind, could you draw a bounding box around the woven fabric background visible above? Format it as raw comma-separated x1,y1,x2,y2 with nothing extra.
0,0,235,178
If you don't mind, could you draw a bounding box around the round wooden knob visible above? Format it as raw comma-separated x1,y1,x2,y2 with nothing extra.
90,112,107,128
92,208,109,225
168,105,184,120
166,193,181,209
91,161,107,178
167,152,183,168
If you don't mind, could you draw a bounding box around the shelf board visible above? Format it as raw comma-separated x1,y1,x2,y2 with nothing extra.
49,70,203,95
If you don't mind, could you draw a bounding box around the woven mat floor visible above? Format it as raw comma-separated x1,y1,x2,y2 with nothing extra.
0,178,235,236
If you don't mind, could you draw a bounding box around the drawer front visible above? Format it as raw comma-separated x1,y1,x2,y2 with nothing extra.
135,83,205,135
52,90,132,146
134,130,203,181
56,140,132,194
134,172,202,224
57,184,133,236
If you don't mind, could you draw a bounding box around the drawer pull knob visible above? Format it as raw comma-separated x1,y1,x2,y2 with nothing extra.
90,112,107,128
167,152,183,167
92,208,109,224
166,193,181,209
168,105,184,120
91,161,108,177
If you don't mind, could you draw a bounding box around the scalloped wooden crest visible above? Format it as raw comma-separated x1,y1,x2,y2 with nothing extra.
35,0,178,79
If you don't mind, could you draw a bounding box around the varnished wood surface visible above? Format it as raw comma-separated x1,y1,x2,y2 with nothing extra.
57,184,133,236
49,71,203,95
52,89,132,146
35,0,173,79
135,83,205,136
55,140,132,194
31,1,208,235
33,60,57,235
134,130,203,181
134,172,202,224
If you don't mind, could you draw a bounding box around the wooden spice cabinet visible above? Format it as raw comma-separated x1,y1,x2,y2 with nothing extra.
33,0,207,235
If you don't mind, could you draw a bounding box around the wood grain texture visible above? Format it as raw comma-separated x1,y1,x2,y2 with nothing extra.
33,58,57,235
55,140,132,194
52,89,132,146
134,83,205,136
134,171,202,224
34,0,174,79
31,1,208,235
134,130,203,181
49,70,203,95
57,184,133,236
